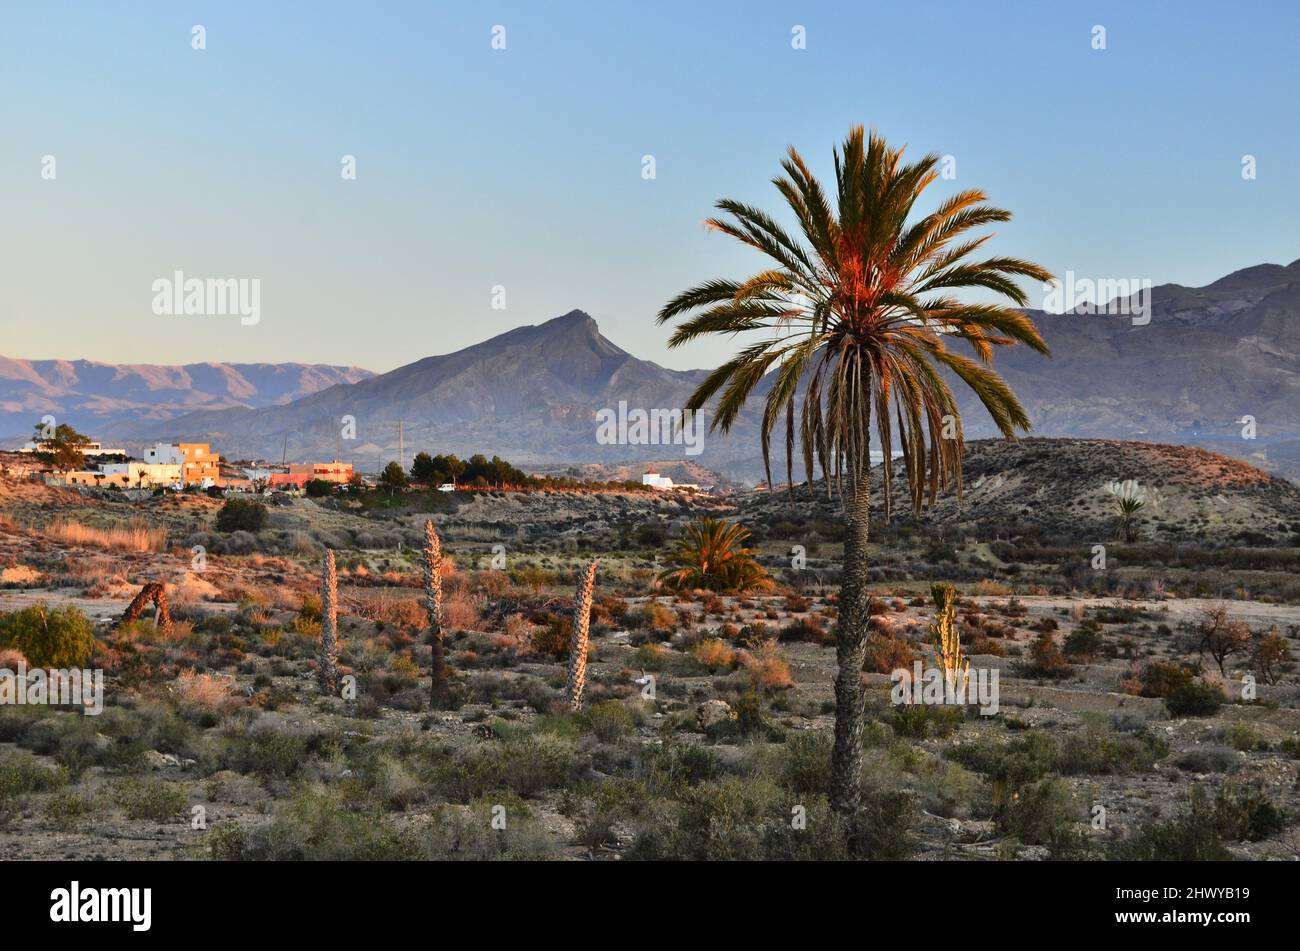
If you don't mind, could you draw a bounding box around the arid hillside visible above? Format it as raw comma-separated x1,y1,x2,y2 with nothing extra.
743,438,1300,546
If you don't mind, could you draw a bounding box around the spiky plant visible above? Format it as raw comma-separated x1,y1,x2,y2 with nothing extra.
318,549,339,695
1107,479,1145,543
928,581,968,681
422,519,451,709
657,518,772,593
566,560,599,711
657,127,1051,817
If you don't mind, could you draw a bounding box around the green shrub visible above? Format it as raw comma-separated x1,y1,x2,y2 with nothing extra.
1063,624,1104,660
947,732,1058,789
999,777,1086,856
303,479,335,498
1137,660,1196,698
0,604,98,667
422,795,555,860
779,731,833,797
1166,680,1223,717
888,703,963,739
0,748,69,825
42,790,92,831
215,498,268,533
434,732,576,802
1213,784,1287,842
208,729,311,780
1018,632,1071,679
1222,721,1263,752
559,779,648,849
1110,788,1232,860
229,785,415,860
1056,724,1167,775
576,701,637,743
531,616,570,659
112,776,186,821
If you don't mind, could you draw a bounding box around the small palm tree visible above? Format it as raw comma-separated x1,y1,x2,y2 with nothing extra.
1107,480,1145,543
658,518,772,593
658,127,1052,818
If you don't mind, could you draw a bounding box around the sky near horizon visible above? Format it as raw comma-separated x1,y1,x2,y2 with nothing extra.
2,0,1297,374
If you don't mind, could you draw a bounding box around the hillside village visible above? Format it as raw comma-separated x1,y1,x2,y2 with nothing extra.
3,427,712,501
10,432,355,495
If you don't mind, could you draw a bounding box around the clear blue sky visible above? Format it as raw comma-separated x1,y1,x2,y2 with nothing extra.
2,0,1297,373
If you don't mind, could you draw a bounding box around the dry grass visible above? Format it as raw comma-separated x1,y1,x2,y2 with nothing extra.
46,517,167,552
174,668,236,711
738,643,794,689
0,647,28,669
692,638,736,670
353,591,425,629
441,592,482,631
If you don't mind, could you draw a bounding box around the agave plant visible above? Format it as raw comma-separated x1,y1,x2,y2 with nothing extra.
1107,479,1145,543
657,126,1051,817
657,518,772,593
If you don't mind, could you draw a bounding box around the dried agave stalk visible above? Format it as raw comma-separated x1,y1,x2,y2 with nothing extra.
422,519,451,709
566,560,599,711
318,549,339,695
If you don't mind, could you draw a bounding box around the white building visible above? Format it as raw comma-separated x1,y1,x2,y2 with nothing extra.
642,472,701,491
144,443,184,465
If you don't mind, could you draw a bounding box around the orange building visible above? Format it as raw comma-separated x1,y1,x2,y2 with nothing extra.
268,461,354,489
144,442,222,486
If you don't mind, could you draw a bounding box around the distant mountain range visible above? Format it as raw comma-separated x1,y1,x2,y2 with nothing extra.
988,258,1300,482
0,359,373,445
3,258,1298,482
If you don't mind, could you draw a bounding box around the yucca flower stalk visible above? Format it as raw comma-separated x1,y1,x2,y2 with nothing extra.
657,127,1052,817
422,519,452,709
318,549,339,695
566,560,599,711
928,581,968,682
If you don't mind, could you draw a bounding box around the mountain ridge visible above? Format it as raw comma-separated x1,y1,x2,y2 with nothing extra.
5,259,1300,482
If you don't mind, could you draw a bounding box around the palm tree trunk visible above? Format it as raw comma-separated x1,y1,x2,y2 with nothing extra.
830,459,871,817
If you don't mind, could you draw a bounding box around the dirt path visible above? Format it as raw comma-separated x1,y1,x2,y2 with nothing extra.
0,588,239,623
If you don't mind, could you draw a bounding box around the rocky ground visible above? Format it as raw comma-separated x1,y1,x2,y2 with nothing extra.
2,439,1299,861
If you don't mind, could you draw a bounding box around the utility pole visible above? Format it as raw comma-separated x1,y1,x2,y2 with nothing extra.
398,420,404,472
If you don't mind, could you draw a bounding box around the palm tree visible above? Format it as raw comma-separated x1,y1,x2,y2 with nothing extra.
1106,479,1145,543
657,127,1052,820
657,518,772,593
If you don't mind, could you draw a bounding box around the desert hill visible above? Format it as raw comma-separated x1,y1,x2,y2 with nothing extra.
742,438,1300,546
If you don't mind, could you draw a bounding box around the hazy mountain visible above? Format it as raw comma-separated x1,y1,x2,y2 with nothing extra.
96,311,758,470
967,258,1300,480
15,258,1300,482
0,359,374,445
